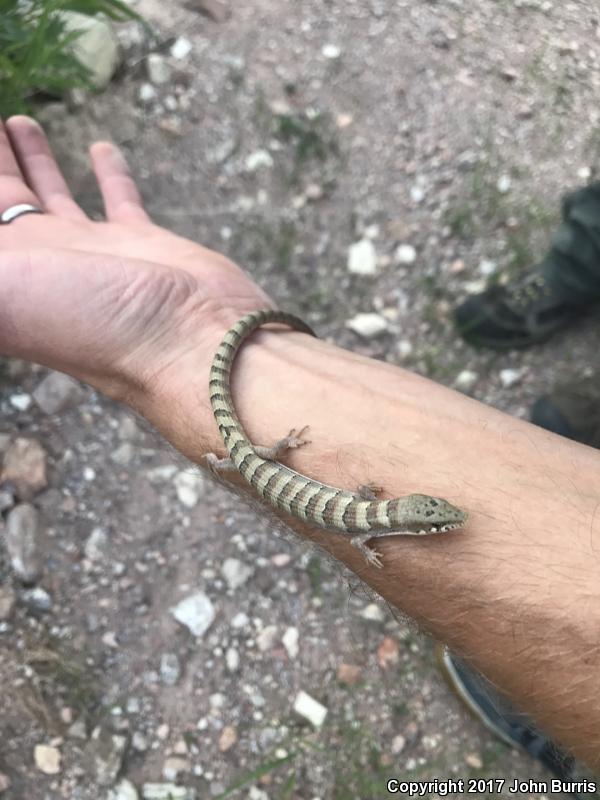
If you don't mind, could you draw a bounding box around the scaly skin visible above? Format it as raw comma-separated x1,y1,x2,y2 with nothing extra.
206,310,468,566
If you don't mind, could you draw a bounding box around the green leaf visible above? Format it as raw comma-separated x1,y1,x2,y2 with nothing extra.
0,0,148,117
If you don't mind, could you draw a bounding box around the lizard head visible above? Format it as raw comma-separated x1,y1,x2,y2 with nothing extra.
388,494,468,534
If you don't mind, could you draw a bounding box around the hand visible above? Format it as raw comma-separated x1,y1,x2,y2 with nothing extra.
0,116,274,417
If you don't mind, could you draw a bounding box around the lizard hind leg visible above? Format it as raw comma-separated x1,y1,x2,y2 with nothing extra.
253,425,311,461
356,483,384,501
205,452,237,478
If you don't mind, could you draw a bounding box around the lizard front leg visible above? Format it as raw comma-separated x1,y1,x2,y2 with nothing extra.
351,534,384,569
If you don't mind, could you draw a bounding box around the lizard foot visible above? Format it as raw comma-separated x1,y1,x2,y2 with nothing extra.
351,535,384,569
205,452,236,478
283,426,311,449
254,425,311,460
356,483,384,501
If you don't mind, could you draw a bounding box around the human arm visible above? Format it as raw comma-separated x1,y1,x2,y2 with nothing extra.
1,116,599,770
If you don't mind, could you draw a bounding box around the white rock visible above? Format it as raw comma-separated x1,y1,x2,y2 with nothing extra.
34,744,61,775
347,239,377,275
391,734,406,754
138,83,157,105
111,443,134,465
397,340,413,359
499,368,524,388
497,174,512,193
293,691,328,728
9,393,32,411
578,166,592,181
171,592,215,637
142,785,195,800
146,465,178,483
68,720,87,740
282,627,299,660
22,587,52,612
464,279,487,294
256,625,278,652
465,752,483,769
395,244,417,265
454,370,478,392
170,37,193,60
345,313,388,338
478,259,497,276
360,603,385,621
230,611,250,629
221,558,254,590
160,653,181,686
249,789,268,800
132,732,148,752
61,11,120,89
33,372,81,414
245,150,274,171
84,527,109,561
102,631,118,648
322,43,342,59
5,503,41,582
173,470,204,508
146,54,171,85
225,647,240,672
108,779,139,800
410,185,425,203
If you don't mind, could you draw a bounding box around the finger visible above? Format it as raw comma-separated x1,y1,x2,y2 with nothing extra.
5,115,87,220
0,118,40,214
90,142,150,224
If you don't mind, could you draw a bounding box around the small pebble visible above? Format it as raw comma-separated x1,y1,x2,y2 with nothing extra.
465,752,483,769
322,44,341,59
454,370,478,392
34,744,61,775
345,313,389,339
9,393,32,411
170,37,193,59
347,239,377,276
293,691,328,728
499,368,524,389
497,175,511,193
171,591,215,637
395,244,417,265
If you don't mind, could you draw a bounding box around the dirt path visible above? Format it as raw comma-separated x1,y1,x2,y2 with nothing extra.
1,1,599,797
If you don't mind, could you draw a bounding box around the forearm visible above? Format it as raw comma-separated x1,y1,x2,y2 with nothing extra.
141,323,600,769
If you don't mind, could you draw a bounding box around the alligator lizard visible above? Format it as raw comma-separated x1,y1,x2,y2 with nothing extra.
206,310,468,567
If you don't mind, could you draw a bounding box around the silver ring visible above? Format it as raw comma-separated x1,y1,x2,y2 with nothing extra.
0,203,44,225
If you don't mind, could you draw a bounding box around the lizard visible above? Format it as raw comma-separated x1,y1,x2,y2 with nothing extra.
205,310,468,567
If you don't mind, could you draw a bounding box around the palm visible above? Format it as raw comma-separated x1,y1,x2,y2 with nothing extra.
0,117,272,398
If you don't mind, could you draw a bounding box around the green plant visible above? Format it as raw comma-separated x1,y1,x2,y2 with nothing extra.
0,0,143,117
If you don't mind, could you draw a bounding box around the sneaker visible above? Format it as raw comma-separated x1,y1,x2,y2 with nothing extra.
454,272,582,350
436,646,591,797
531,377,600,448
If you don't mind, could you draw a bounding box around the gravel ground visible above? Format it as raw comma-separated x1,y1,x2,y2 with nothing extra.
1,1,599,798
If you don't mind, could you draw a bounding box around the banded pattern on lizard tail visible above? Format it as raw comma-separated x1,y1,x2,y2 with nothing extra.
206,310,468,567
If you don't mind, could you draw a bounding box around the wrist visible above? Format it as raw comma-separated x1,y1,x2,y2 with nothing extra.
130,306,313,463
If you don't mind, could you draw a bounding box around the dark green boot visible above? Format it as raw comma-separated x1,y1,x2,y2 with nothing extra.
455,182,600,350
454,272,583,350
531,377,600,449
